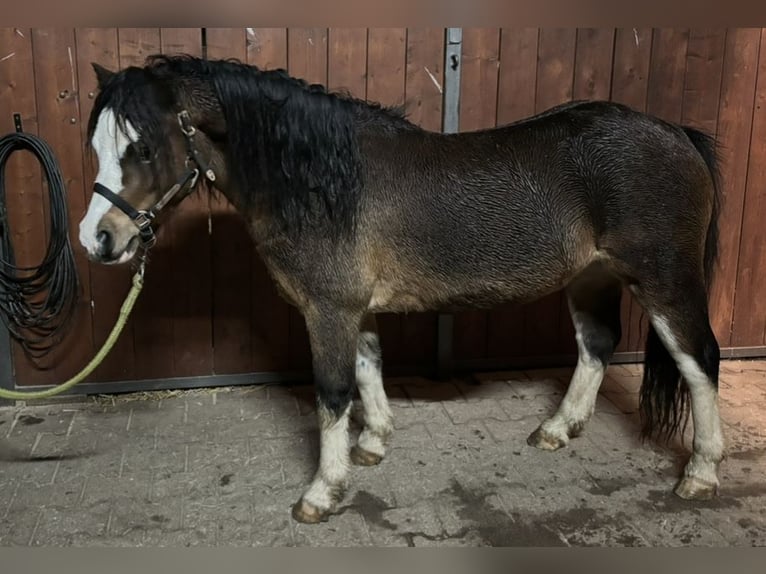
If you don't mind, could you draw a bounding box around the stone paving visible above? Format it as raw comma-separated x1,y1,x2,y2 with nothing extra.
1,360,765,546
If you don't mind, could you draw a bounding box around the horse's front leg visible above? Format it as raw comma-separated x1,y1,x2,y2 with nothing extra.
292,307,361,524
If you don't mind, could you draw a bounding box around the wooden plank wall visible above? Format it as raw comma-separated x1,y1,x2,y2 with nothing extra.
1,28,765,388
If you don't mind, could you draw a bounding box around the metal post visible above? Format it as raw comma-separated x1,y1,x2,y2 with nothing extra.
436,28,462,379
443,28,462,135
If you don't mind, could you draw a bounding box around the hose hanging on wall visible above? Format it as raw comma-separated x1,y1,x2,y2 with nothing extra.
0,118,79,361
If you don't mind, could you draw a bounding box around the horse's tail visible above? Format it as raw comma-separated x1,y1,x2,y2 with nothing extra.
638,125,721,442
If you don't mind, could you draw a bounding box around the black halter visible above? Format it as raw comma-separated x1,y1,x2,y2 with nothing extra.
93,110,216,249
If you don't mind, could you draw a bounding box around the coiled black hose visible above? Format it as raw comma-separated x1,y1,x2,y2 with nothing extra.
0,129,79,361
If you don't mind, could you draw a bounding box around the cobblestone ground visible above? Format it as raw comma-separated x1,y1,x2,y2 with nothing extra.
1,360,765,547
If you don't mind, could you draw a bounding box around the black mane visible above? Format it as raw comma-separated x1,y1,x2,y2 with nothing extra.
88,54,415,233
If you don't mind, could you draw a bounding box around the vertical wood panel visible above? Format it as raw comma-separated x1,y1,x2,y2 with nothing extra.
610,28,653,111
682,29,727,135
116,28,159,67
401,28,445,366
246,29,291,372
74,27,136,382
366,29,406,106
159,29,211,378
709,29,761,346
495,28,539,125
115,28,173,380
328,28,367,97
30,28,95,384
205,28,254,375
610,28,653,353
487,28,539,359
288,28,328,85
453,28,501,361
0,27,50,385
366,28,407,367
573,29,615,100
523,28,576,358
647,29,690,121
682,30,728,345
404,29,444,131
246,28,287,70
730,29,766,346
287,28,328,370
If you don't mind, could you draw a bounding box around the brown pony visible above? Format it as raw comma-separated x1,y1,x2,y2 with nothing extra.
80,55,723,524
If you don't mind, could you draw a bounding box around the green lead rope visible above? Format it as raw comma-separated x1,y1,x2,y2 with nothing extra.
0,271,144,400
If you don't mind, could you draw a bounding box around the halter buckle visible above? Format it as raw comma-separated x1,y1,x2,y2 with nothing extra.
133,210,154,230
177,110,196,137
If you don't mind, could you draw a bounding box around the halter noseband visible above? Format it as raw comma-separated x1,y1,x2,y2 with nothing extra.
93,110,216,250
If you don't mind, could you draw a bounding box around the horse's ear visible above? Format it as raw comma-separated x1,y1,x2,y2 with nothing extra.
92,63,115,89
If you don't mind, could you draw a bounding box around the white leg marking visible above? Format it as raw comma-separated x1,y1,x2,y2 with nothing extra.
652,316,723,491
355,339,393,457
79,108,138,256
301,404,351,512
535,309,606,447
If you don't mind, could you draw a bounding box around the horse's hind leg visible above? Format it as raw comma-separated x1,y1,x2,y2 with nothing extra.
292,307,360,524
528,266,622,450
635,282,723,500
351,315,394,466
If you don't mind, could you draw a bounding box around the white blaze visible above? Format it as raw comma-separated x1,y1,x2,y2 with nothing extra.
79,108,139,255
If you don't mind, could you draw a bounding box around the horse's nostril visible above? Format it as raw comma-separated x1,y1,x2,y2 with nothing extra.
96,230,113,255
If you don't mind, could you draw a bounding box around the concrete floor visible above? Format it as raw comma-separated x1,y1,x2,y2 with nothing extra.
1,360,765,547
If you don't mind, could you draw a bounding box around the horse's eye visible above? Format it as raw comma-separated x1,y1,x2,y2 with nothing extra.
134,143,152,163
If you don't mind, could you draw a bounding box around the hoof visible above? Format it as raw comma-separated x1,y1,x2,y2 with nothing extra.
291,499,329,524
675,477,718,500
527,427,567,451
350,445,383,466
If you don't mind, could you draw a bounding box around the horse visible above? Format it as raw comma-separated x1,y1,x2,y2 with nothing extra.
79,55,724,524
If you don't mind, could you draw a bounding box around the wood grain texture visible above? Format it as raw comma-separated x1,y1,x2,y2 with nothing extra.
709,29,761,346
0,27,49,385
30,28,95,384
730,29,766,346
328,28,367,97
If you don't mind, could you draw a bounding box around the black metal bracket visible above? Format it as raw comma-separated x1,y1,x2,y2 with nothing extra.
13,113,23,133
